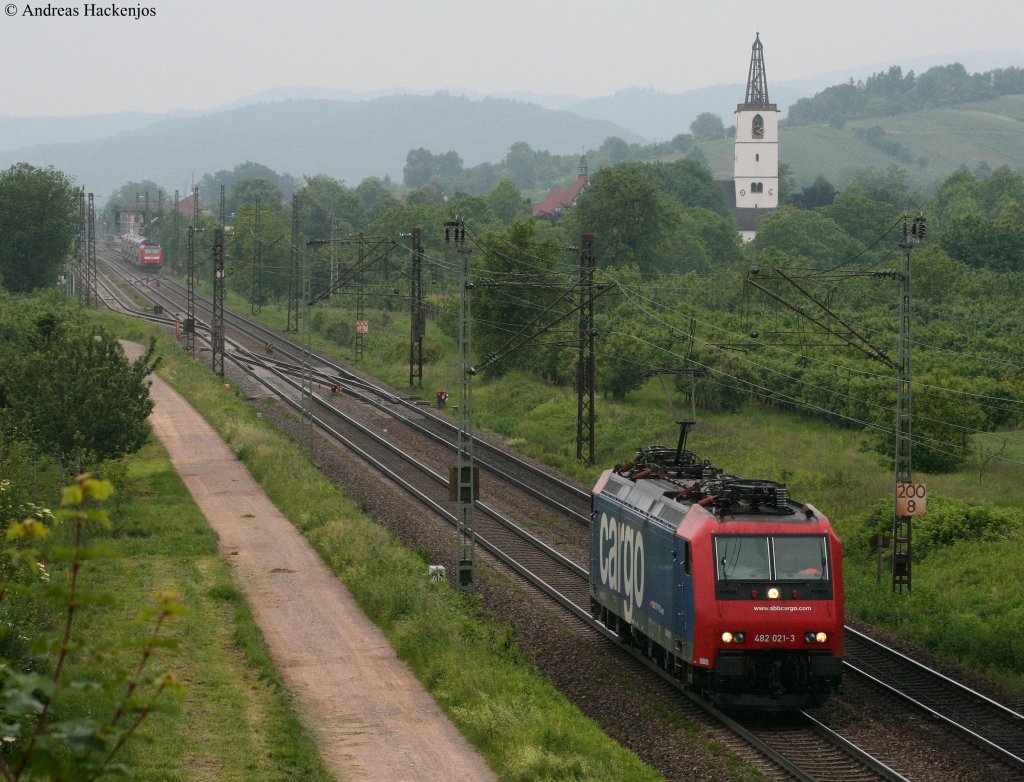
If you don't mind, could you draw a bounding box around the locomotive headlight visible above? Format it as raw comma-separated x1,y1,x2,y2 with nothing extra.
816,632,828,644
721,632,745,644
767,587,780,599
805,631,829,643
721,632,734,644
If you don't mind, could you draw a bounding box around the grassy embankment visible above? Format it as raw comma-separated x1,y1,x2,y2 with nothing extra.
251,297,1024,696
99,312,715,782
50,436,333,780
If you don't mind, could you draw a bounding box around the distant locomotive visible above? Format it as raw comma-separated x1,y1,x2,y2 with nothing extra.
120,234,163,269
590,444,844,710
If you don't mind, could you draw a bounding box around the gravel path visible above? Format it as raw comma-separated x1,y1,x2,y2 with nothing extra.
124,342,496,782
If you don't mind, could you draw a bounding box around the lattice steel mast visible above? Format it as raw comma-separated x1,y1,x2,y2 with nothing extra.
447,219,477,591
576,235,597,464
409,227,424,388
86,193,96,307
212,227,225,377
287,194,300,332
892,215,926,593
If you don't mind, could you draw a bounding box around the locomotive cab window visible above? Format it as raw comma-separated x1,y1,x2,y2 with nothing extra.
774,535,829,580
716,537,770,580
715,535,829,581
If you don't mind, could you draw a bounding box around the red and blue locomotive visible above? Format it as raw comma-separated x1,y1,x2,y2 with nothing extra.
590,444,844,709
120,234,163,269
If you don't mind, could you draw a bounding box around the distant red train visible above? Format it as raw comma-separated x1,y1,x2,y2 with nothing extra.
120,234,163,269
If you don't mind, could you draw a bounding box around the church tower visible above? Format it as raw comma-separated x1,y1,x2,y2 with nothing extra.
734,33,779,209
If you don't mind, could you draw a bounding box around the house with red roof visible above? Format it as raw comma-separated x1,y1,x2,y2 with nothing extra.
532,155,589,222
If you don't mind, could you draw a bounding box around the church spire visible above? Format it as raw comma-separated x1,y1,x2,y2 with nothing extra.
740,33,775,110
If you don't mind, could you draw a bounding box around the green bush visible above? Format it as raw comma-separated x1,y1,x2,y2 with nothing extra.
855,493,1024,557
311,309,353,345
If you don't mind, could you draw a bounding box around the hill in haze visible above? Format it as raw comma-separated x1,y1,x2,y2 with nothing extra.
566,84,810,141
0,94,641,197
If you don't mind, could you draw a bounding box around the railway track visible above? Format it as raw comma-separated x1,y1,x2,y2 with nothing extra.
94,255,1022,781
843,626,1024,776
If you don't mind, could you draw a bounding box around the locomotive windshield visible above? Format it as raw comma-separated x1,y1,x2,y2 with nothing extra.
716,535,829,581
716,536,771,580
774,536,829,579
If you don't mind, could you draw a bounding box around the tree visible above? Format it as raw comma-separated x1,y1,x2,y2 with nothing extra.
471,219,563,377
842,165,916,210
864,368,986,473
678,207,743,266
748,206,865,268
596,136,631,165
402,149,434,188
929,168,979,224
641,159,728,215
976,166,1024,216
591,264,670,402
296,175,366,238
485,178,530,224
689,112,726,141
0,164,79,293
0,309,160,465
503,142,540,190
198,161,299,207
402,148,463,191
228,202,291,300
791,176,836,209
355,177,399,222
818,191,901,247
227,178,284,216
566,164,680,270
939,213,1024,272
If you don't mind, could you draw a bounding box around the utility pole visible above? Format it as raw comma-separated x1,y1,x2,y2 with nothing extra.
301,240,319,460
447,219,477,592
186,225,200,357
251,197,262,314
287,194,300,332
72,190,84,302
892,214,926,593
409,227,424,388
173,190,181,273
86,193,96,307
329,216,338,295
576,235,597,464
355,234,366,361
212,227,225,377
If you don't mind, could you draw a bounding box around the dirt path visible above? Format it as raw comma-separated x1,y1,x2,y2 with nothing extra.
125,343,496,782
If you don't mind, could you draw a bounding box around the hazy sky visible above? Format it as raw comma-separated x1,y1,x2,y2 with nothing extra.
1,0,1021,116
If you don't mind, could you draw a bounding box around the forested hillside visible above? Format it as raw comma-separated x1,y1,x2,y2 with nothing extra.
785,62,1024,126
